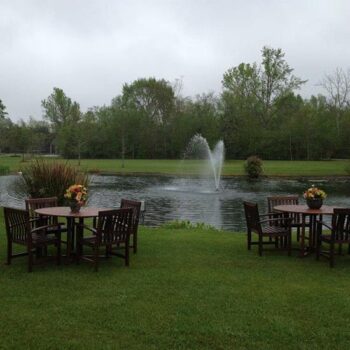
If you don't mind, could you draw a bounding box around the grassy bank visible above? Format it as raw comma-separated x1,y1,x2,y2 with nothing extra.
0,210,350,349
1,155,350,176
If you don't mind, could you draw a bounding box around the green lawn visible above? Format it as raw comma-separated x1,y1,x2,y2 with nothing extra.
1,155,350,176
0,210,350,349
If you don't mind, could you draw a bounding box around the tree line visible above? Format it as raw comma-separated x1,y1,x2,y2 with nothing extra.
1,46,350,160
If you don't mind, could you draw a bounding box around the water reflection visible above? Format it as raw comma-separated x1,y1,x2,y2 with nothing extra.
1,175,350,231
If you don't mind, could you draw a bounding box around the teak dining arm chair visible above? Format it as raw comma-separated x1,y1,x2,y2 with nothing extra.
25,196,67,237
4,207,62,272
243,201,292,256
120,199,141,253
77,208,133,271
316,208,350,268
267,195,310,242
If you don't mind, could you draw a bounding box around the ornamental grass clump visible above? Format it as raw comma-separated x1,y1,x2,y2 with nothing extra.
17,160,89,205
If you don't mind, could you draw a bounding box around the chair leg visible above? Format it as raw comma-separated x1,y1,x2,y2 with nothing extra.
330,242,335,268
94,246,99,272
316,239,320,260
247,230,251,250
57,241,61,266
28,247,33,273
288,234,292,256
296,227,300,242
258,235,263,256
125,243,130,266
7,241,12,265
133,232,137,254
76,244,81,265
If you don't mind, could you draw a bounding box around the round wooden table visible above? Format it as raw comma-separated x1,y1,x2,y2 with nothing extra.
35,206,110,259
273,204,336,257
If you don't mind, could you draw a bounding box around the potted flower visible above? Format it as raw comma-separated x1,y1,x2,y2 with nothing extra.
303,185,327,209
64,184,88,213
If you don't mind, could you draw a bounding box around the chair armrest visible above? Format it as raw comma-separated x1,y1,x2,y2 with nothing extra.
259,217,293,225
76,223,97,235
259,212,278,217
316,220,332,231
31,223,62,234
29,217,41,224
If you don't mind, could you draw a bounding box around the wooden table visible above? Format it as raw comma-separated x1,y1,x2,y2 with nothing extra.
35,206,109,259
273,204,335,257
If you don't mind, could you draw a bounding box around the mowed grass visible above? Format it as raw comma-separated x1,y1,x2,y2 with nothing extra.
1,155,350,176
0,210,350,349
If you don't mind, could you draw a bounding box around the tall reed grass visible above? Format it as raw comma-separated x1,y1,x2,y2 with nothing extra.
17,160,89,205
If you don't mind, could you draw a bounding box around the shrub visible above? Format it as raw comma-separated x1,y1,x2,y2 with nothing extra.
161,220,218,231
0,165,10,175
16,160,89,205
244,155,263,179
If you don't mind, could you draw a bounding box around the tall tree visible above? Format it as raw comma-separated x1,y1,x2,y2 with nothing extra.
0,99,7,119
41,88,82,157
320,67,350,136
222,46,306,126
122,78,176,157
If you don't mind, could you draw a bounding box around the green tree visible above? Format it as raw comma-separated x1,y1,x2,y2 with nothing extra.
221,46,306,158
0,99,7,119
122,78,176,158
222,46,306,127
41,88,82,157
320,67,350,137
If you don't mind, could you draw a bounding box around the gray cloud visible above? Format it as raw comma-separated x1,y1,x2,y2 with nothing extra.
1,0,350,121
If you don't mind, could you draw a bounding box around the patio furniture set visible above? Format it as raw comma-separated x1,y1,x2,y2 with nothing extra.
3,197,142,272
244,195,350,268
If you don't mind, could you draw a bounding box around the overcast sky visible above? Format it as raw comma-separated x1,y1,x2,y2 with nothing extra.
1,0,349,121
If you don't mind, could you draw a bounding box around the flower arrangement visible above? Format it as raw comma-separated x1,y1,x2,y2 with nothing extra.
303,185,327,200
64,184,88,206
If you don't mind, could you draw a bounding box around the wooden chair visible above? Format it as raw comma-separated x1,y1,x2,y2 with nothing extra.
243,201,292,256
316,208,350,268
267,195,306,241
120,199,141,253
25,197,67,235
77,208,133,271
3,207,61,272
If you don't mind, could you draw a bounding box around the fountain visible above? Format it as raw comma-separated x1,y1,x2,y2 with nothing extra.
184,134,225,191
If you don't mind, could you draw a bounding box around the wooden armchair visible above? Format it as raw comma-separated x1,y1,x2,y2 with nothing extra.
120,199,141,253
25,197,67,235
243,201,292,256
316,208,350,267
4,207,61,272
267,195,308,241
77,208,133,271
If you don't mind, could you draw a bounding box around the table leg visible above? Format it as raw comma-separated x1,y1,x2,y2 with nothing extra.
66,217,75,260
76,218,84,260
299,214,306,257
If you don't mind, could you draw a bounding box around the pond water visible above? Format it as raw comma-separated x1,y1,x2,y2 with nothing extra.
1,175,350,231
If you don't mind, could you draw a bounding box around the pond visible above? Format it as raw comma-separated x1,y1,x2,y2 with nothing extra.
1,175,350,231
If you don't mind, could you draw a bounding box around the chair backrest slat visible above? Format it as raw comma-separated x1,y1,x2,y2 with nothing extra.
243,201,262,234
332,208,350,241
96,208,133,245
25,197,58,227
4,207,31,243
120,199,141,235
267,195,299,213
